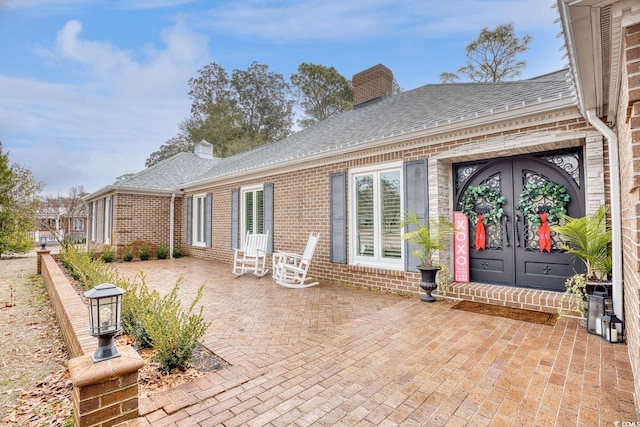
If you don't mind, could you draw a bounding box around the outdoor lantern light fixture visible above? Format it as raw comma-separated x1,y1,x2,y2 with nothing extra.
601,312,624,344
586,290,611,336
84,283,126,362
40,235,47,250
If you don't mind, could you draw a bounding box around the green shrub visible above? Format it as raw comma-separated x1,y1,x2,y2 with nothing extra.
156,245,169,260
172,247,182,259
139,243,151,261
123,245,134,262
146,278,209,371
60,244,118,290
120,273,155,348
101,246,115,263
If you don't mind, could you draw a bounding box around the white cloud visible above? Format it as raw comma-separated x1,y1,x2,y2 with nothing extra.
1,19,210,195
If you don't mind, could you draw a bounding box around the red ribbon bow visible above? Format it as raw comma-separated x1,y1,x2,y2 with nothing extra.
538,212,551,253
475,214,486,251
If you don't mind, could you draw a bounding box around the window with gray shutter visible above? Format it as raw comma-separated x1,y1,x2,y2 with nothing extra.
263,183,274,254
205,192,212,248
186,196,193,245
231,188,239,250
403,159,428,271
330,172,347,264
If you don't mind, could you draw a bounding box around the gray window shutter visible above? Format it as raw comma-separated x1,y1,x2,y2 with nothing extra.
205,192,212,248
263,183,274,254
186,196,193,246
330,172,347,264
231,188,239,250
403,160,428,271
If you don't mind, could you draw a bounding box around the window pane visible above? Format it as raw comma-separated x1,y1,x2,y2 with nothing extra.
245,192,254,234
356,175,374,256
380,171,401,259
196,197,203,242
256,190,264,234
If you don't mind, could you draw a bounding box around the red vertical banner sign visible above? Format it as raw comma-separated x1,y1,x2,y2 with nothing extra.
453,211,469,282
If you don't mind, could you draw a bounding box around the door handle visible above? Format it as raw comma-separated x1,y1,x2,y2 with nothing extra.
515,215,521,247
503,215,510,247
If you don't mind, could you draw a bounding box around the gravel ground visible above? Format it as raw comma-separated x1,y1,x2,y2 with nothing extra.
0,252,72,426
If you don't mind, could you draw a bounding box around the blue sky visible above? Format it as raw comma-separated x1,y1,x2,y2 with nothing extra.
0,0,565,196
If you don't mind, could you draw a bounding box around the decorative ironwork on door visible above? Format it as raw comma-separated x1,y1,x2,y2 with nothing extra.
454,149,585,291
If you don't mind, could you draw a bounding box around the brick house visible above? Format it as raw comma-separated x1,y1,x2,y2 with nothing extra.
85,0,640,413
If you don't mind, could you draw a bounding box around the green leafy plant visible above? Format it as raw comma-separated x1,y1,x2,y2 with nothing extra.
518,181,570,227
101,246,115,263
120,273,155,348
435,261,453,296
460,184,506,225
401,211,455,267
172,247,183,259
123,245,134,262
156,245,170,260
139,243,151,261
558,273,588,318
145,278,210,371
551,205,612,280
60,244,118,289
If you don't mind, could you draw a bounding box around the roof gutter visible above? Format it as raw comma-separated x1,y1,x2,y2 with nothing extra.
586,109,623,320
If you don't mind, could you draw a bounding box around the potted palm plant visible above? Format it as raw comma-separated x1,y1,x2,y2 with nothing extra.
552,205,612,316
402,211,455,302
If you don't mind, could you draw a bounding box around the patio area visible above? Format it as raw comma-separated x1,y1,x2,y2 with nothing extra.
116,257,636,426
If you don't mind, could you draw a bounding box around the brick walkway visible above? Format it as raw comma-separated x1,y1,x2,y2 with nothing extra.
115,258,636,426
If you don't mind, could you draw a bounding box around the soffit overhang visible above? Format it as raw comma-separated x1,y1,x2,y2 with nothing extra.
558,0,640,123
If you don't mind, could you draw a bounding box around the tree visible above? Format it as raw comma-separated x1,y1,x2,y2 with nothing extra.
291,63,353,128
231,61,294,142
146,62,294,167
0,142,43,256
439,23,532,83
145,136,196,168
38,185,87,244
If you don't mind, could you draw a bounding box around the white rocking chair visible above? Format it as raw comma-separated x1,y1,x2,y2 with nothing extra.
232,232,269,277
272,233,320,288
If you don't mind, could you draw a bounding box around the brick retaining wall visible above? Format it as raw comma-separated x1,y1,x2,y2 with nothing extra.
38,251,144,427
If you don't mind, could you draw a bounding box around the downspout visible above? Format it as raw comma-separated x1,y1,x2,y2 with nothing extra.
170,193,176,259
586,109,623,320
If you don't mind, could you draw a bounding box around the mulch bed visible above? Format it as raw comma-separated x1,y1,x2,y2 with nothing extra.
451,300,557,325
55,257,229,397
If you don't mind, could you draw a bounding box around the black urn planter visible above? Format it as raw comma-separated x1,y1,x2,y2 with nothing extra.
417,265,441,302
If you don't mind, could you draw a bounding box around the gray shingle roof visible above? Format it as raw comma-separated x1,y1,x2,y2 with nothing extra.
90,68,574,197
187,69,575,187
112,152,220,192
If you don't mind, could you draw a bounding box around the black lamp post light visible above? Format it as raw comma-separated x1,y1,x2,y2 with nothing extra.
85,283,126,362
40,235,47,250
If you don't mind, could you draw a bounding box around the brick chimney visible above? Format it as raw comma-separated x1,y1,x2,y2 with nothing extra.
352,64,393,108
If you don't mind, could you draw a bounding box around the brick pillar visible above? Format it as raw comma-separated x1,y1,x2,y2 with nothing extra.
36,249,51,275
68,345,144,427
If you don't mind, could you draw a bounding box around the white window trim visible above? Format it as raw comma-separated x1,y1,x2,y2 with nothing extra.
349,161,404,270
240,184,263,248
104,197,112,245
73,218,84,231
192,193,207,247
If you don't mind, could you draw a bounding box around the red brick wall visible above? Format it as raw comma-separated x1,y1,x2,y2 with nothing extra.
353,64,393,106
113,193,172,257
618,22,640,416
178,117,598,296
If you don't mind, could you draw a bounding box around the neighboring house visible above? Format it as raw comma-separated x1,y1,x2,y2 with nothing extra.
36,199,87,243
85,0,640,414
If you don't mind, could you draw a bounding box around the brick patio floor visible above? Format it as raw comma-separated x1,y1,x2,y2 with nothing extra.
115,258,636,426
